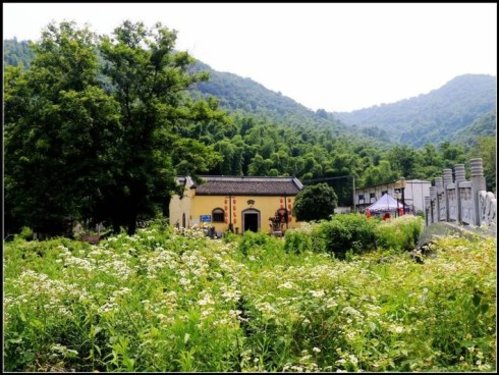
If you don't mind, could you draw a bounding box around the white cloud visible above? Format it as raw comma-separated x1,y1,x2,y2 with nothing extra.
3,3,497,112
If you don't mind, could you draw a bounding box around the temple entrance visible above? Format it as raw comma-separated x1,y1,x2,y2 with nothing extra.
243,209,260,232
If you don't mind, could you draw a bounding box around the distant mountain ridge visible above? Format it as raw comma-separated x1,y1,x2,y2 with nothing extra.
334,74,497,147
189,60,349,135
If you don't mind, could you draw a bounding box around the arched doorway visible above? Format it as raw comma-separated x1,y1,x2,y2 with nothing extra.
242,208,260,232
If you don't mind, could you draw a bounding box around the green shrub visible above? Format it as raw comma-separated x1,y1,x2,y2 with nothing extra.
375,215,423,251
222,230,238,244
239,231,271,256
317,214,377,258
18,226,34,241
284,229,313,254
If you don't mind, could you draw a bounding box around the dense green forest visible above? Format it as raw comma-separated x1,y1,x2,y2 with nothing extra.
3,37,34,67
451,110,497,145
335,74,497,147
3,25,496,237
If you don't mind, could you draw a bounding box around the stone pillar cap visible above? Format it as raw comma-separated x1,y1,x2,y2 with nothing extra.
454,164,466,182
470,158,484,177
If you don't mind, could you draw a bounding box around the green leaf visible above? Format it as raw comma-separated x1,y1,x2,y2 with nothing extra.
472,293,481,307
8,337,23,344
480,303,489,314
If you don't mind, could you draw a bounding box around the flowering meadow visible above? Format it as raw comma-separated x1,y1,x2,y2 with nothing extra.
3,217,496,372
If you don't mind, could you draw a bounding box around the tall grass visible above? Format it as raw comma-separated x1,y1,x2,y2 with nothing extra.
285,214,423,257
4,220,496,372
375,215,423,251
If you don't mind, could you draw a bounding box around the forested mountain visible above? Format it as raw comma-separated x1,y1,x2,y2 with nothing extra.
335,74,497,147
189,60,348,134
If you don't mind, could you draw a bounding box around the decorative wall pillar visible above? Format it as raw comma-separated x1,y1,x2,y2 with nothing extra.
435,176,445,221
442,169,453,221
429,185,436,224
454,164,466,224
470,158,486,226
424,196,431,226
421,159,495,231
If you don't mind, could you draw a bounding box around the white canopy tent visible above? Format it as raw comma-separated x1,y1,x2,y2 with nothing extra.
366,193,407,213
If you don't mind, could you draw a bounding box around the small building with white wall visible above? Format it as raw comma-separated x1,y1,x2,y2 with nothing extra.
354,179,431,214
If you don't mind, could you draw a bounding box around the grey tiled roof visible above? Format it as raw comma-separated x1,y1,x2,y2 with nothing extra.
192,176,303,196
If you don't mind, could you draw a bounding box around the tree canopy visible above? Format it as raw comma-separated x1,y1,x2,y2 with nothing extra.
4,21,228,236
293,183,338,222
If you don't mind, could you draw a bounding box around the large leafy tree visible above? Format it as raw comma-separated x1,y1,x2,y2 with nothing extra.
293,183,338,222
5,21,228,236
5,22,121,236
96,21,227,234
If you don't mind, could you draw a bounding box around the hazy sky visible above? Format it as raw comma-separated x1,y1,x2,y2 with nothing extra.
3,3,497,112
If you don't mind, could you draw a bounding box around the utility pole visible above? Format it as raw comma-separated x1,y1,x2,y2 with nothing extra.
352,175,356,213
284,193,289,229
229,194,233,232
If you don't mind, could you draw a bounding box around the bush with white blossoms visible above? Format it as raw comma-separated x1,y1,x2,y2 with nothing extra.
3,217,496,372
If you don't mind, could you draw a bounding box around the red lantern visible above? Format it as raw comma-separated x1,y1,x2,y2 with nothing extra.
280,198,283,203
288,204,292,210
224,199,227,204
233,199,236,204
233,212,237,217
233,205,236,211
288,198,291,203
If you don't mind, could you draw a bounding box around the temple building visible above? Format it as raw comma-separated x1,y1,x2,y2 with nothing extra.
169,176,304,234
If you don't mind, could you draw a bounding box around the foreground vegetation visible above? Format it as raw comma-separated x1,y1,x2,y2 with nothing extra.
4,215,496,372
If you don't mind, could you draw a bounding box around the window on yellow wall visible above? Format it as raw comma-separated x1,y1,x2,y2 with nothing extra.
212,208,225,223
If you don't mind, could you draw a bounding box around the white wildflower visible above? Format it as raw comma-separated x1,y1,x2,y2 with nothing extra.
278,281,294,289
389,324,404,334
197,293,214,306
342,306,362,318
349,354,358,365
309,289,325,298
